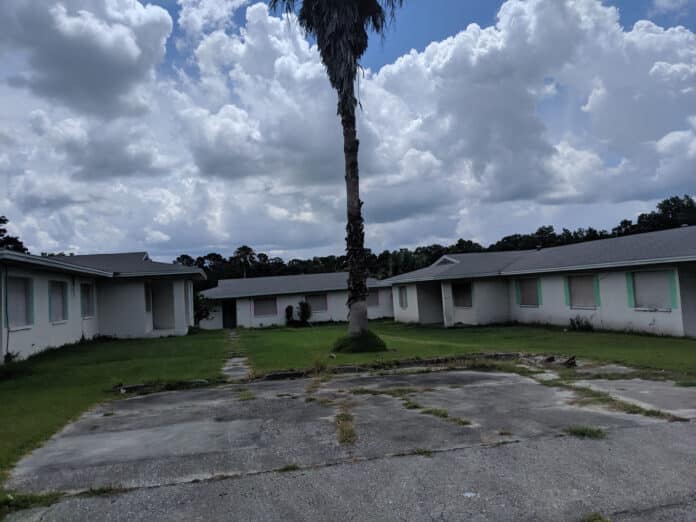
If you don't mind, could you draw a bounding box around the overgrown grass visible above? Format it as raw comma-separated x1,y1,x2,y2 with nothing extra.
0,330,229,485
237,389,255,401
0,490,63,519
238,321,696,377
565,426,607,439
335,404,357,445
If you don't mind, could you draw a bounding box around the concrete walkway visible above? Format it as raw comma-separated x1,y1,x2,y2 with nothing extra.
7,368,696,521
220,330,250,382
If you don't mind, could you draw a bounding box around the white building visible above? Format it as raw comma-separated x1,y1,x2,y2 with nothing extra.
1,250,205,361
199,272,393,329
386,226,696,337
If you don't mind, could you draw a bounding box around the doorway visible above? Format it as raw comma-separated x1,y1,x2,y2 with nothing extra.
222,299,237,328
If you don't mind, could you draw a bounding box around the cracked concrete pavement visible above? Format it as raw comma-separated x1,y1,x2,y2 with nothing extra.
7,368,696,521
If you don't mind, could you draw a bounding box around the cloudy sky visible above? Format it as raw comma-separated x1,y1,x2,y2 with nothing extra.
1,0,695,261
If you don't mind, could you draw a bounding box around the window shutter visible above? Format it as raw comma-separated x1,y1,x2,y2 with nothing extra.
563,278,570,307
27,280,34,325
2,271,6,328
64,283,69,321
48,283,52,322
536,279,543,306
625,272,635,308
514,280,521,305
669,270,679,310
593,276,601,307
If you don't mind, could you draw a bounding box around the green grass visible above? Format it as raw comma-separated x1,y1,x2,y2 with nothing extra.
0,330,229,485
238,321,696,377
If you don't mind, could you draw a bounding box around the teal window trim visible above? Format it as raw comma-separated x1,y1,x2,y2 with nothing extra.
625,272,635,308
536,278,543,306
668,270,679,310
593,275,601,308
563,277,570,307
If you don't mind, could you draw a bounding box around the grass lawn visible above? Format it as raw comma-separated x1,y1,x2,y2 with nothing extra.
239,321,696,376
0,330,229,485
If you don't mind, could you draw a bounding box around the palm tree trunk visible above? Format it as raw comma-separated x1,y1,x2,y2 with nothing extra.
342,105,368,336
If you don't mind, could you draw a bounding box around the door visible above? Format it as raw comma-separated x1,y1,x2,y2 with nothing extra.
222,299,237,328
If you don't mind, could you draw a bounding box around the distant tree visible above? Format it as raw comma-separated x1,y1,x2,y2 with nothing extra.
233,245,256,278
0,216,28,253
175,254,195,266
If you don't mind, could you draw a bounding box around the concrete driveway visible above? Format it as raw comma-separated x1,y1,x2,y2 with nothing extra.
7,368,696,521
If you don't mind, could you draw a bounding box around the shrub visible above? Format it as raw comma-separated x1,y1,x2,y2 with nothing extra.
285,305,295,325
569,315,594,332
297,301,312,323
333,330,388,353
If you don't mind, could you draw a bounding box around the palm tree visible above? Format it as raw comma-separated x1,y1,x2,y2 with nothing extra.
269,0,403,337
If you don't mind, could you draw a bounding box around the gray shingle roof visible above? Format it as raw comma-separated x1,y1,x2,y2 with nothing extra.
385,225,696,284
0,250,205,279
384,250,528,284
202,272,389,299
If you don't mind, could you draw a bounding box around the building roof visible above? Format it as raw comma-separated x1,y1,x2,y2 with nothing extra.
383,250,528,284
201,272,389,300
385,225,696,284
0,249,205,279
64,252,205,278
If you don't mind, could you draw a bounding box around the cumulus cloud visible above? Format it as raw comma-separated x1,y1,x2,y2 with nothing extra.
652,0,690,14
1,0,695,259
0,0,172,116
177,0,248,37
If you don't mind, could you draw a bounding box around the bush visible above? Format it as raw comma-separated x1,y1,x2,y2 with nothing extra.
297,301,312,323
569,315,594,332
333,330,388,353
285,305,295,325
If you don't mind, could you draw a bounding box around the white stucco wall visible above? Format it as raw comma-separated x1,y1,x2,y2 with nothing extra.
392,284,420,323
1,266,99,360
202,286,394,330
509,269,684,336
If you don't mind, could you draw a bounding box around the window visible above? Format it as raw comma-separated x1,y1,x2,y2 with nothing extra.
452,282,472,308
49,281,68,322
306,293,328,312
567,275,597,309
398,287,408,309
80,283,95,317
144,282,152,312
367,289,379,308
631,271,673,310
518,278,540,307
7,277,32,328
254,297,277,316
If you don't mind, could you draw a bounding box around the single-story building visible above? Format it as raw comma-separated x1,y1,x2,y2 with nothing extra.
1,250,205,361
385,226,696,337
199,272,394,329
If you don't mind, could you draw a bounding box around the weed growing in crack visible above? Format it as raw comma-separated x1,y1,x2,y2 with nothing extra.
565,426,606,439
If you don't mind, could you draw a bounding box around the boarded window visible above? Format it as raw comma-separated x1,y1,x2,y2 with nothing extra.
452,282,472,308
367,289,379,308
306,293,328,312
398,287,408,309
518,278,540,307
254,297,277,316
568,275,596,308
7,277,32,328
80,283,95,317
144,282,152,312
633,271,672,310
49,281,68,322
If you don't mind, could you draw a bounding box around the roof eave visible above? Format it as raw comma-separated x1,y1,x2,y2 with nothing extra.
501,256,696,276
0,251,113,277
